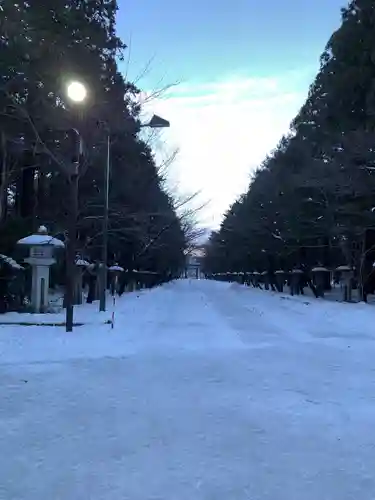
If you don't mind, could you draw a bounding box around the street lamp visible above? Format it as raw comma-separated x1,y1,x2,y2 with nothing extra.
99,114,170,312
143,114,170,129
65,81,87,332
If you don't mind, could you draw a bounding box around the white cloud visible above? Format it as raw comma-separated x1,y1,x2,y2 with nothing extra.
142,70,313,228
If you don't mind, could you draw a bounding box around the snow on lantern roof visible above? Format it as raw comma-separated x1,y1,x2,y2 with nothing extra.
17,226,65,248
109,264,124,272
336,265,352,271
75,258,90,267
311,266,330,272
0,254,24,270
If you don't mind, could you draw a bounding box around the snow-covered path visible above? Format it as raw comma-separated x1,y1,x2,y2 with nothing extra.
1,280,375,499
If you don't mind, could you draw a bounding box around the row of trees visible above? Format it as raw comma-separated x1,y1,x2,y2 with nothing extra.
203,0,375,294
1,0,189,281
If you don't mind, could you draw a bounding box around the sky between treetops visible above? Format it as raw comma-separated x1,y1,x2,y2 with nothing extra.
117,0,345,228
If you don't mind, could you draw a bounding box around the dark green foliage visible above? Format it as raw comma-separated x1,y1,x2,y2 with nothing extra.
0,0,186,276
203,0,375,286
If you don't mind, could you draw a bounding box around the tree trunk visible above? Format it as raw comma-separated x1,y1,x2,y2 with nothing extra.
0,131,8,223
87,273,97,303
36,168,49,222
17,150,36,220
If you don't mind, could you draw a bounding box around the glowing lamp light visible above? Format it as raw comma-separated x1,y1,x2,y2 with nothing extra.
66,81,87,103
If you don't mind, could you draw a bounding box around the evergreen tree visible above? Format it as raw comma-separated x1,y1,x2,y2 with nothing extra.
0,0,187,285
204,0,375,290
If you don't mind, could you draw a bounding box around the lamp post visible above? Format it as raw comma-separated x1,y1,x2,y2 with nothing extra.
65,81,87,332
99,114,170,312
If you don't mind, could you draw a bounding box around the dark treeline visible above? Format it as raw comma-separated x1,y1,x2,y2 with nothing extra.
203,0,375,299
0,0,186,280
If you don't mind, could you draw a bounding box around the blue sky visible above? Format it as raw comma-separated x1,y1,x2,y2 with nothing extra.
117,0,346,228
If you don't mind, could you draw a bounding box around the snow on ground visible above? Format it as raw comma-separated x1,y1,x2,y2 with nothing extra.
1,280,375,499
0,306,108,325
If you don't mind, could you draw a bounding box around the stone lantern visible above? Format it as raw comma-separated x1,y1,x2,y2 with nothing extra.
311,266,331,298
336,265,353,302
108,264,124,295
75,258,90,305
290,268,304,295
17,226,64,313
253,271,261,288
248,272,254,287
275,270,285,292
